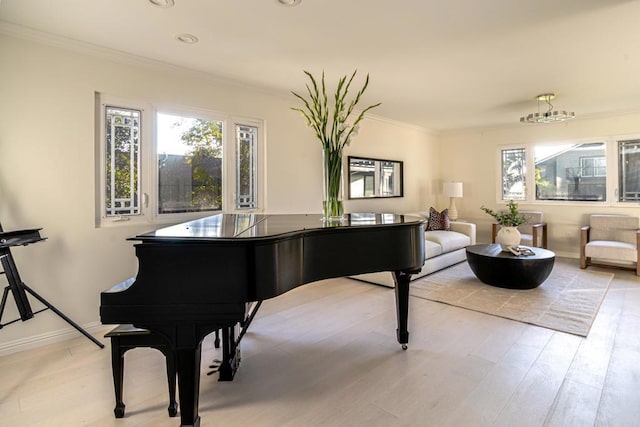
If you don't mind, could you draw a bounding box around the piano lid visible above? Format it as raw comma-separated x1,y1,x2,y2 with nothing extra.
130,213,424,242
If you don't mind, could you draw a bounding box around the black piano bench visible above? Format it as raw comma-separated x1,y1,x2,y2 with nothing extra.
104,324,177,418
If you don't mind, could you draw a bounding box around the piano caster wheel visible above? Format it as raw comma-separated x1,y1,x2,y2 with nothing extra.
168,402,178,417
401,344,408,351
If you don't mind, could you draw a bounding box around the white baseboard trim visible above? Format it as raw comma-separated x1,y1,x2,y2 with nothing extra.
0,321,108,357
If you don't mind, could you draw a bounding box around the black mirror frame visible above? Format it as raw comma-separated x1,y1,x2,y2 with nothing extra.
347,156,404,199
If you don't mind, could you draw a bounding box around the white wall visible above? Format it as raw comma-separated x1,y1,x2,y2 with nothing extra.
440,114,640,255
0,34,439,353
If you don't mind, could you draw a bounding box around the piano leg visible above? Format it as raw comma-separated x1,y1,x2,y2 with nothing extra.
393,271,412,350
176,343,203,427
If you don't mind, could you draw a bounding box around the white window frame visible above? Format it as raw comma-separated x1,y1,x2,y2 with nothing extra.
96,94,265,227
496,146,527,202
228,116,265,214
495,134,640,207
149,104,229,223
618,138,640,203
233,120,261,210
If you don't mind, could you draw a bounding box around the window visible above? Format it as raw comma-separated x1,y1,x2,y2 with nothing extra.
97,94,263,226
498,137,640,205
619,139,640,202
157,113,223,214
580,156,606,177
501,148,526,200
236,124,258,209
104,106,141,217
535,142,606,201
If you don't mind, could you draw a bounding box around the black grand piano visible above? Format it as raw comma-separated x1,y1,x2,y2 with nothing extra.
100,213,425,427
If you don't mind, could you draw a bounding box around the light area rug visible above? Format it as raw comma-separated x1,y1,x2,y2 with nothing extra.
409,258,614,337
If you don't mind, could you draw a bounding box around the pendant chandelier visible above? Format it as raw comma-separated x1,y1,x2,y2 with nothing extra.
520,93,575,124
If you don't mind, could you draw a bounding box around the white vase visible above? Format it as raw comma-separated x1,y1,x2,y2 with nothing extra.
496,226,521,250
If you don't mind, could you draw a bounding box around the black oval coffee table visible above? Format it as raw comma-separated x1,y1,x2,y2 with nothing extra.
465,244,555,289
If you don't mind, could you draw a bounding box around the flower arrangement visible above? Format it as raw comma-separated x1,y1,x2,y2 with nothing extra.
480,200,527,227
291,70,381,153
291,70,380,220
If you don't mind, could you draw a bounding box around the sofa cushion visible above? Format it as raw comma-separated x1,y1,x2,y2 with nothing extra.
585,240,638,262
426,207,450,231
425,230,471,254
425,239,443,258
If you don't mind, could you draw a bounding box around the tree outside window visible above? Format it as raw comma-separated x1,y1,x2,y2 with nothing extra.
157,114,223,214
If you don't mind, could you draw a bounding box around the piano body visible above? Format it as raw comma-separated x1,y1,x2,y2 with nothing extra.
100,213,425,427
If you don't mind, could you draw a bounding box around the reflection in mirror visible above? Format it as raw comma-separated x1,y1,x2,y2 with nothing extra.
348,156,403,199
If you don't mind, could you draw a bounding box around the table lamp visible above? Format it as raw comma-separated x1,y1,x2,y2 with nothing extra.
443,182,463,221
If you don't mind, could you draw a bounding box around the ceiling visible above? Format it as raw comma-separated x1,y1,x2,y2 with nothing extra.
1,0,640,131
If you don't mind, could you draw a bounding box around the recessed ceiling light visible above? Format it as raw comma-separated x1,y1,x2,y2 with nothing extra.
149,0,175,8
175,33,199,44
277,0,302,6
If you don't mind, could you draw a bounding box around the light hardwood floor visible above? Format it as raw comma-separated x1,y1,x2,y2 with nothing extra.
1,261,639,427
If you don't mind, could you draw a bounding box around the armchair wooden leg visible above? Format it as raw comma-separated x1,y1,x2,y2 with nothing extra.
636,234,640,276
580,226,589,270
580,256,587,270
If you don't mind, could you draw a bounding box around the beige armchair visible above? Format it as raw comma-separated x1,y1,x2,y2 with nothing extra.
491,211,548,248
580,214,640,276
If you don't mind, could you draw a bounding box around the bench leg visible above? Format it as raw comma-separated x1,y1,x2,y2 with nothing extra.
107,328,179,419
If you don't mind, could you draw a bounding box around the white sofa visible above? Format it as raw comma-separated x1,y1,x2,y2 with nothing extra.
351,215,476,287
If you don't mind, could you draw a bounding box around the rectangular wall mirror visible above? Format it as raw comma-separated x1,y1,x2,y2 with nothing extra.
348,156,404,199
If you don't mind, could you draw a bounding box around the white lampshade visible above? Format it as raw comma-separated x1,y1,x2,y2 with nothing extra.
443,182,463,198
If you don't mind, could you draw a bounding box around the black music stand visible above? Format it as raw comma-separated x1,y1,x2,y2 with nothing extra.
0,224,103,348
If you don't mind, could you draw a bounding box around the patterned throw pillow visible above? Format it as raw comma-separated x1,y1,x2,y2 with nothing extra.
426,207,450,231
